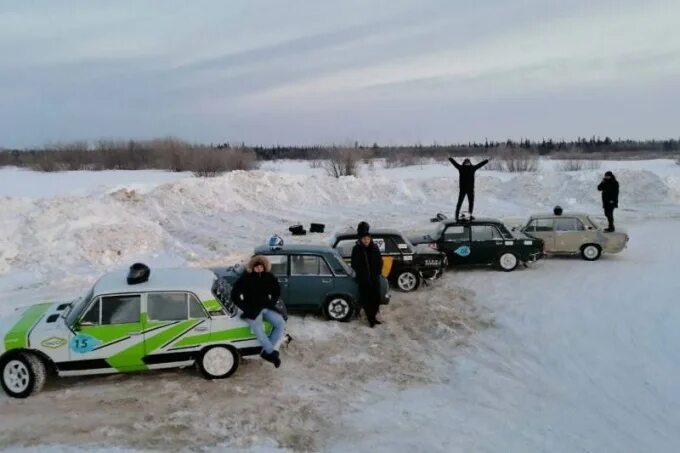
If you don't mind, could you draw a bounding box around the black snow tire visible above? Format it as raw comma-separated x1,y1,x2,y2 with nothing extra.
197,345,239,380
497,252,519,272
1,352,47,399
324,296,355,322
395,270,420,292
581,244,602,261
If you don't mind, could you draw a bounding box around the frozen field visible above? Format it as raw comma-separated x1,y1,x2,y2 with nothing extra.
1,159,679,451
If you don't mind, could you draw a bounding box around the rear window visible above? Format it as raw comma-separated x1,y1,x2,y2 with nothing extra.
555,217,585,232
334,239,355,258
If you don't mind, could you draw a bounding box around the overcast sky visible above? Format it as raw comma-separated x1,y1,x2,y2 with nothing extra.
1,0,679,147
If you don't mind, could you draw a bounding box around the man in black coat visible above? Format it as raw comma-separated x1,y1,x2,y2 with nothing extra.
230,255,285,367
597,171,619,232
351,222,384,328
449,157,489,220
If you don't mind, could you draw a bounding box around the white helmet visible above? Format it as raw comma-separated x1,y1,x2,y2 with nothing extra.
268,234,284,249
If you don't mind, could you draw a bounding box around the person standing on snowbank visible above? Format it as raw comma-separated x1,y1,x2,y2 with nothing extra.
448,157,489,220
230,255,286,368
597,171,619,232
351,222,383,328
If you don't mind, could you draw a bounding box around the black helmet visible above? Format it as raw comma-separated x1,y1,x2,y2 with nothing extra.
357,221,370,237
127,263,150,284
553,205,563,216
462,158,472,165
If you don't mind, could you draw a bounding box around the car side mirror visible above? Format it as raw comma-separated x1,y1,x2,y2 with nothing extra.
75,321,94,331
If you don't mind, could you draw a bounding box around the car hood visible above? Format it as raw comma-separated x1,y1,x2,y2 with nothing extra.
413,244,444,257
408,233,435,246
211,265,245,284
0,301,72,353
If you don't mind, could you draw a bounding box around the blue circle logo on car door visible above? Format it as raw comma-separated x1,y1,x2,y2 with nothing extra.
70,334,101,353
454,245,471,257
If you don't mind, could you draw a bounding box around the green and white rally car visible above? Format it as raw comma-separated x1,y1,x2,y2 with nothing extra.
0,265,270,398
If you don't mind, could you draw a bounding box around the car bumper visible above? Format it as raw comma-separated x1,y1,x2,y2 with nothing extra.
525,251,544,262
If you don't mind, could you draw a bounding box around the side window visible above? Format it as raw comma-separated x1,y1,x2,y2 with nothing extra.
148,292,188,321
382,237,400,254
471,225,501,241
290,255,331,276
81,299,100,324
525,220,536,232
535,219,554,232
555,218,584,232
373,237,387,253
335,239,355,258
329,252,350,275
188,294,208,319
395,237,414,254
444,226,469,242
101,295,140,325
267,255,288,276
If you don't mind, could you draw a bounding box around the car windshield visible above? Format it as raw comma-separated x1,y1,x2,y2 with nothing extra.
65,286,95,326
496,223,514,239
332,250,354,276
433,222,446,239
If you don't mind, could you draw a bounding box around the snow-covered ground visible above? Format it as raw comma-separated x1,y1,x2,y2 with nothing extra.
1,159,679,451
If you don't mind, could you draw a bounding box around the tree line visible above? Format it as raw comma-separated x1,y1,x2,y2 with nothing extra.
0,137,678,174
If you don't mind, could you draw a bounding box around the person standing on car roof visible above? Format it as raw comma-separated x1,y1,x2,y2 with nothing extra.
597,171,619,232
448,157,489,220
230,255,286,368
351,222,384,328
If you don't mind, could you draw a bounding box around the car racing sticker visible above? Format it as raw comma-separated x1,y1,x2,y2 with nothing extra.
374,238,386,252
454,245,471,257
70,334,102,354
41,337,67,349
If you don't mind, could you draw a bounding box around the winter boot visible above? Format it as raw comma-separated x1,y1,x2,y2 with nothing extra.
270,350,281,368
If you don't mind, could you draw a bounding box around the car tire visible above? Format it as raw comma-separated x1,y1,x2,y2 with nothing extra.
395,270,420,292
197,346,239,380
497,252,519,272
1,352,47,398
581,244,602,261
324,296,355,322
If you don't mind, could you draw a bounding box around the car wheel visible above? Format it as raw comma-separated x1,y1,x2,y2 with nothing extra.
581,244,602,261
324,296,354,322
197,346,239,379
497,252,519,272
1,352,47,398
396,270,420,292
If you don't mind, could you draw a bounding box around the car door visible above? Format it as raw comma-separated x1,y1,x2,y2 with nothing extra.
266,254,290,307
376,235,402,277
288,254,334,310
470,225,504,264
525,218,556,252
438,224,471,265
554,217,587,253
70,293,144,371
143,292,209,365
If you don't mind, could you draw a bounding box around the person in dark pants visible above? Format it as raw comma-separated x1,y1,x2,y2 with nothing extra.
448,157,489,220
597,171,619,232
230,255,286,368
350,222,383,328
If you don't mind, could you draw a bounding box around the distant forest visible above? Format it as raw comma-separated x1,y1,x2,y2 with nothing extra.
0,137,678,174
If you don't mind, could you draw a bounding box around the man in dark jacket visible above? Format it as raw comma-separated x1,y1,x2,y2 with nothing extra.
597,171,619,232
230,255,285,367
351,222,383,327
449,157,489,220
